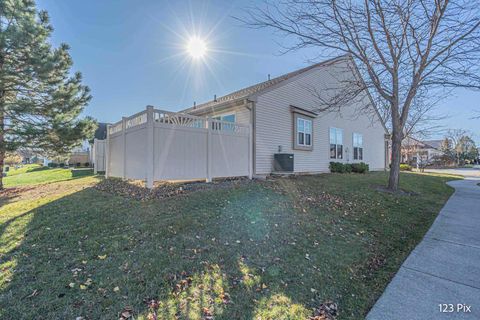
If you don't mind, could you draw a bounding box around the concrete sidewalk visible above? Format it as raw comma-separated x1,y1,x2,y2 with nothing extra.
367,169,480,320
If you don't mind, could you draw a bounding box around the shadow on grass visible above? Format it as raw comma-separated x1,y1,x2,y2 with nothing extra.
0,172,456,319
71,169,94,178
26,166,50,173
0,181,355,319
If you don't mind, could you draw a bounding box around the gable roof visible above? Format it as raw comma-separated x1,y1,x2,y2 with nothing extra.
181,54,351,114
422,139,443,150
403,137,443,150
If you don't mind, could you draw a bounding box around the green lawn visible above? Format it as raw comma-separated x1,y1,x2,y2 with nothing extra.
3,164,93,188
0,171,459,319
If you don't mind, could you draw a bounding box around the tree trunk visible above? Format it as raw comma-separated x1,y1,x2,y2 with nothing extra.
0,104,4,190
0,144,4,190
388,133,402,191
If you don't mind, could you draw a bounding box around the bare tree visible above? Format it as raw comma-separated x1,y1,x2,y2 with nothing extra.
241,0,480,191
444,129,477,164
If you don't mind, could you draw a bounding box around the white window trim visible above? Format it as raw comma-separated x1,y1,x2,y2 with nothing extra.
292,112,314,151
297,117,312,147
330,127,344,159
353,132,363,160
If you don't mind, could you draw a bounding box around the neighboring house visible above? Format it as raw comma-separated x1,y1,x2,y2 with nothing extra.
69,139,91,166
401,137,444,165
181,55,388,175
68,123,108,166
422,140,444,159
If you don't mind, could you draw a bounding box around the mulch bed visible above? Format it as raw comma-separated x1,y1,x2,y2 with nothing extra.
93,177,254,201
373,185,419,196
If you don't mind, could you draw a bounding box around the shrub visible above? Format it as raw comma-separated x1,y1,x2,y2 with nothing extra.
344,163,353,173
351,162,369,173
400,163,412,171
48,162,58,168
329,162,346,173
59,163,65,168
330,162,369,173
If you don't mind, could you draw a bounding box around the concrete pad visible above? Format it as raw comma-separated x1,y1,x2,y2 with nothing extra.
403,238,480,288
367,267,480,320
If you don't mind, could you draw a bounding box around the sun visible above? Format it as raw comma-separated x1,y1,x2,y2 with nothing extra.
186,37,207,59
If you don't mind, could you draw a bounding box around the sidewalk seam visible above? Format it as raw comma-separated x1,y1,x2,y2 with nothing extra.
423,236,480,250
402,265,480,291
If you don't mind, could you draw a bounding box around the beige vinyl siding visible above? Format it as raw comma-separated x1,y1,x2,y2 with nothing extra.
233,105,251,124
254,60,386,174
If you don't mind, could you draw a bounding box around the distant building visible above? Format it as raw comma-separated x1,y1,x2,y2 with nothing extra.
401,137,444,165
69,122,108,166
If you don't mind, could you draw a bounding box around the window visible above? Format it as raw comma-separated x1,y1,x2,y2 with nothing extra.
353,133,363,160
213,113,236,122
212,113,235,130
220,114,235,122
291,106,316,151
297,117,312,147
330,127,343,159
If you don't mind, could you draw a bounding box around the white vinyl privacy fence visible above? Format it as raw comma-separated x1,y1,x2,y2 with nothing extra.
106,106,252,188
92,139,106,173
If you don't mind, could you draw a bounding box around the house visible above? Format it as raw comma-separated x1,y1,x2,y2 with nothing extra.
401,137,444,165
181,55,388,176
104,55,388,186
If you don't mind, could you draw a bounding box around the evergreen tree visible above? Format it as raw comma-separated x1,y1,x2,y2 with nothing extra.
0,0,95,188
440,138,454,162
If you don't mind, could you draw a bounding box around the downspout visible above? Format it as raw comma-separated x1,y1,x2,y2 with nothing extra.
245,99,256,176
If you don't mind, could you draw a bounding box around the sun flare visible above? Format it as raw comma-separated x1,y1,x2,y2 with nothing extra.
186,37,207,59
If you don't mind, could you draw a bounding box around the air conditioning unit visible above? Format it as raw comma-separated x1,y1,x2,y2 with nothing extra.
274,153,294,172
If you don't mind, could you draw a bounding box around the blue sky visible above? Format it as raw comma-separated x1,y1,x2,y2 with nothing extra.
37,0,479,143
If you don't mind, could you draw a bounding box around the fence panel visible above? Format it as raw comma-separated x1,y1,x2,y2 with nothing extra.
153,126,208,180
93,139,106,173
210,131,249,178
106,108,251,186
125,127,148,179
108,134,124,177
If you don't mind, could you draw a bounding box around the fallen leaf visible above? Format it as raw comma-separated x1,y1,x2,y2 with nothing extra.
98,255,107,260
119,306,134,319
